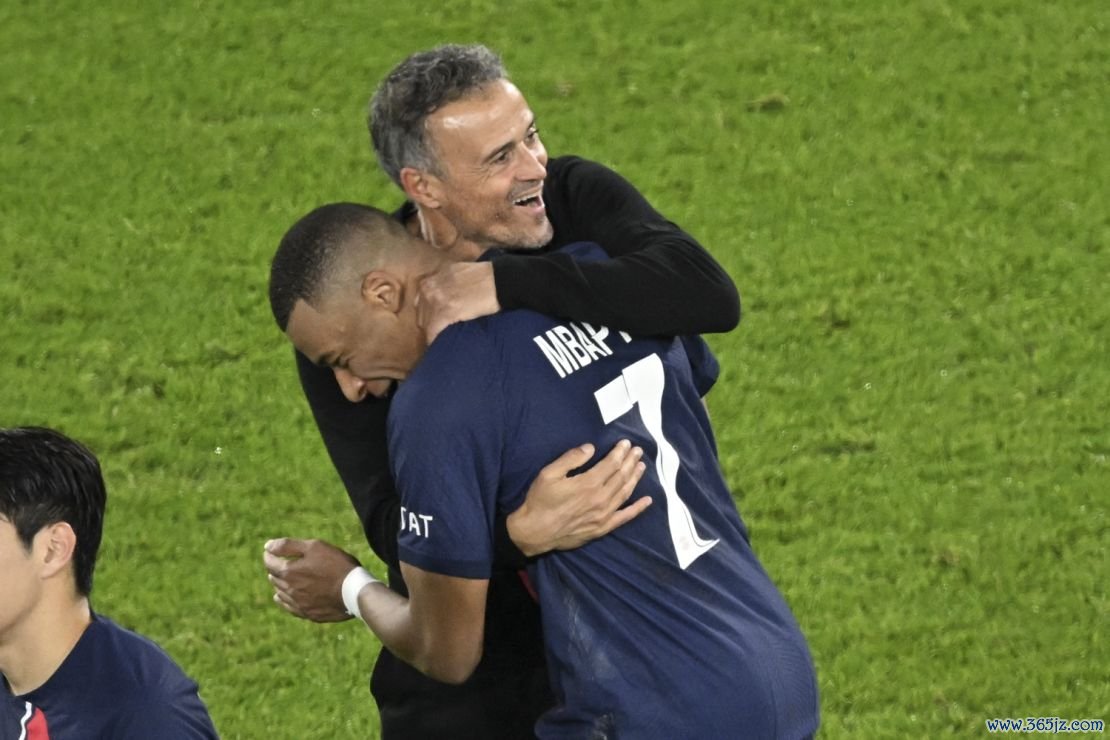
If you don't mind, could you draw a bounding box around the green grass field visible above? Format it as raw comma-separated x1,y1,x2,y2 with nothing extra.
2,1,1106,737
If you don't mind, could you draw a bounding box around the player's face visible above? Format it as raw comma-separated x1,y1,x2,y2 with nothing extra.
0,517,41,643
421,79,553,251
286,297,424,404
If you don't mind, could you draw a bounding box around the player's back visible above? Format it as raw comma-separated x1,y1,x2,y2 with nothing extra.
488,310,819,740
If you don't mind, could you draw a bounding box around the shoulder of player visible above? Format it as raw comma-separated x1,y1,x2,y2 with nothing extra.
394,313,546,413
421,312,550,363
37,617,210,736
541,155,630,245
103,694,215,740
543,155,609,197
417,317,496,368
545,154,607,179
83,616,198,695
393,320,501,413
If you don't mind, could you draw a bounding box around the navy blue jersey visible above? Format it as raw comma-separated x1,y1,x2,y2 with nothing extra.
391,243,818,739
0,614,217,740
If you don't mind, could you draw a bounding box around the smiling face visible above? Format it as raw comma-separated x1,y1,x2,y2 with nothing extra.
285,280,426,404
414,79,554,253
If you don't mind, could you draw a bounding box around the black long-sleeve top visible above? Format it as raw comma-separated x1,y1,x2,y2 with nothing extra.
296,155,739,574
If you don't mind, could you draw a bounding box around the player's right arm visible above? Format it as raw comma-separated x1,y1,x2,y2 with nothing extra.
493,156,740,336
352,564,489,684
264,536,488,684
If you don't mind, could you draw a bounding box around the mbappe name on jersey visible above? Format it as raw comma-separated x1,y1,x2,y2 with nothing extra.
532,321,632,379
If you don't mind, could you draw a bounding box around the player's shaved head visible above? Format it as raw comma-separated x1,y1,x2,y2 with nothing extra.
269,203,432,330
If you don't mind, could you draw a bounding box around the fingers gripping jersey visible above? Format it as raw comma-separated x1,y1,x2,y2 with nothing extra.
390,243,818,739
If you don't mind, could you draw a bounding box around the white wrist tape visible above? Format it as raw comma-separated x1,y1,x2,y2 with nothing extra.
341,566,378,618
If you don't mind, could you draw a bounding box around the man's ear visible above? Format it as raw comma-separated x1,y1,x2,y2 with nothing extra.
361,271,404,314
399,167,443,209
37,522,77,581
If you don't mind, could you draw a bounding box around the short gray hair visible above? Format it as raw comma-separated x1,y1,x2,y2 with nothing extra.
369,44,508,187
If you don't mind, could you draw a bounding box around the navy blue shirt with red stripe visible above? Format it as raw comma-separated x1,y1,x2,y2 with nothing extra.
1,614,217,740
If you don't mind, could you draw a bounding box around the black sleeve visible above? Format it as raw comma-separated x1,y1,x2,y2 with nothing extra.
296,350,527,571
296,349,401,567
492,157,740,335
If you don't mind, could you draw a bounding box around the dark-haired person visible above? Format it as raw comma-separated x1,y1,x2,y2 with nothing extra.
0,427,218,740
266,204,819,739
274,44,742,739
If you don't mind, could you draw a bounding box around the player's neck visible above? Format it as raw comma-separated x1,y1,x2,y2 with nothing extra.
0,593,91,695
416,206,485,261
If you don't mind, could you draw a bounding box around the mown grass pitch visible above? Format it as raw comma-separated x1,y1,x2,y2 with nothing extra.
2,1,1106,737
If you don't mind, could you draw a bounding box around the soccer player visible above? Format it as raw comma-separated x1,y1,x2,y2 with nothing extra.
0,427,218,739
276,44,742,738
267,204,820,739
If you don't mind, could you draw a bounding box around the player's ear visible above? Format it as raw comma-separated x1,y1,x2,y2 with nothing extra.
400,167,443,210
36,521,77,581
361,271,403,314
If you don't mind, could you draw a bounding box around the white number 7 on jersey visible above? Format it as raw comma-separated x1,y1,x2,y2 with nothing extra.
594,353,719,569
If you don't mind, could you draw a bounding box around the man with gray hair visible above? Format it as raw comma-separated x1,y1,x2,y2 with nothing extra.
270,44,742,738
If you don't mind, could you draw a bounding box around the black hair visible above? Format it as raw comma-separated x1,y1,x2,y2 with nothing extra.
0,427,105,596
269,202,406,330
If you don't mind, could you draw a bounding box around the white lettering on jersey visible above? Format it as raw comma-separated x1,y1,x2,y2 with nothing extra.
532,321,630,379
399,506,434,538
